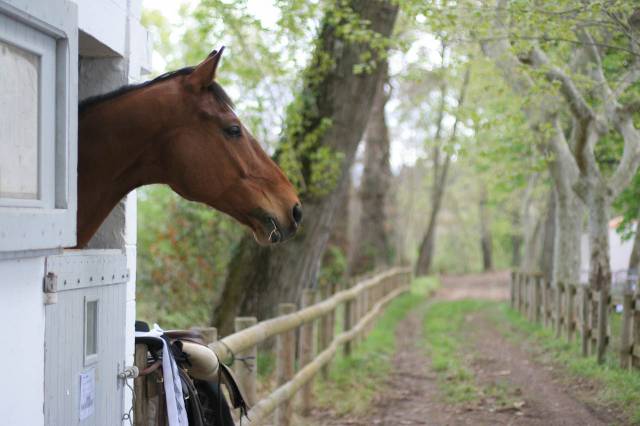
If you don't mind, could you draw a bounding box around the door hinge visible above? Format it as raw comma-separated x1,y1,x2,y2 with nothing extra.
43,272,58,305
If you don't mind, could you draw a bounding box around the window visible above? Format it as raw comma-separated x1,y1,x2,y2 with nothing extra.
0,41,40,201
0,3,78,253
84,298,98,365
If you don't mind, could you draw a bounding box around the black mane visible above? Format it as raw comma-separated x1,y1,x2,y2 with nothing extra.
78,66,234,113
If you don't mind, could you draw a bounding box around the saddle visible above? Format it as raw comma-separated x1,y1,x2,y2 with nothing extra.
135,322,249,426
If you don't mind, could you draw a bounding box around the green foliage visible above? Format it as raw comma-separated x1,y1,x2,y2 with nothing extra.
318,244,348,288
136,186,242,329
614,171,640,240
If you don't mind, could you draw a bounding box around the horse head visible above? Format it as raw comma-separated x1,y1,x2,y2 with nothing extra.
161,48,302,244
77,48,301,246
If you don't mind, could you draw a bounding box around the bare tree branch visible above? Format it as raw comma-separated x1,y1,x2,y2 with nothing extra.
527,46,594,123
577,29,616,107
473,35,640,57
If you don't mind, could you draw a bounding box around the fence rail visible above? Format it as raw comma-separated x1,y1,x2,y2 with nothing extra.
134,266,412,426
510,271,640,368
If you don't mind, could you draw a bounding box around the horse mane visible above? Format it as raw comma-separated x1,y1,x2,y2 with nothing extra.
78,66,234,114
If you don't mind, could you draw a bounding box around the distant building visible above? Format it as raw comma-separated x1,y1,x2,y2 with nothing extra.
580,217,637,288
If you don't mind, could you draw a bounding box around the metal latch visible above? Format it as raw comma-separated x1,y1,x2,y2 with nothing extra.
43,272,58,305
120,365,139,425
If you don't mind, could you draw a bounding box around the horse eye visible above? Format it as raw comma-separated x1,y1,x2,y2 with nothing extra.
224,125,242,138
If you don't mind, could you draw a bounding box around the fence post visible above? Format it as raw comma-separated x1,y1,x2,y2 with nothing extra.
589,288,598,355
555,282,563,338
566,284,576,342
353,291,361,347
621,288,633,369
234,317,257,406
363,287,371,336
515,273,522,312
298,289,316,416
344,295,353,356
542,279,550,327
632,292,640,369
518,273,527,314
526,275,532,320
523,274,529,316
510,271,515,309
134,344,148,426
531,276,540,323
581,287,590,357
275,303,297,426
319,285,331,379
329,281,337,345
359,289,366,337
596,288,609,365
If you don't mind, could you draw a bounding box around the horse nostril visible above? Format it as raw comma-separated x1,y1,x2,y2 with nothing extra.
292,203,303,225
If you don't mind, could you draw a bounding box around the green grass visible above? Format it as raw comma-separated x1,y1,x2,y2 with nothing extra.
313,276,438,415
497,304,640,424
422,299,495,403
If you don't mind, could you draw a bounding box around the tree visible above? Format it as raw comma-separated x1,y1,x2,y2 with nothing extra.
478,183,494,271
414,54,471,276
472,2,640,295
213,0,399,335
349,60,393,276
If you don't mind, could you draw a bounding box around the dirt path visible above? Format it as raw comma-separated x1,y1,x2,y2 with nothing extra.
310,271,617,426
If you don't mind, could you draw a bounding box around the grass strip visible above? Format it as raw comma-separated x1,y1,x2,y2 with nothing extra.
422,299,495,403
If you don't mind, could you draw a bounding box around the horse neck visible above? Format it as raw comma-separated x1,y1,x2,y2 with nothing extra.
77,89,169,247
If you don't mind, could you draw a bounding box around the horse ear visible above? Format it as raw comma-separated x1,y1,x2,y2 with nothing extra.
187,46,225,90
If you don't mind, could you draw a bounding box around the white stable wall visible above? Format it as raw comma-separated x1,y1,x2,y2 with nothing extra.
0,257,46,425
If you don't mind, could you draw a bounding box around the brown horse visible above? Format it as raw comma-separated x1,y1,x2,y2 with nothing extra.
77,48,301,247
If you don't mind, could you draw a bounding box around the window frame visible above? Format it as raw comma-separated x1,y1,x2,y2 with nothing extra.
0,1,78,254
83,296,99,366
0,17,56,209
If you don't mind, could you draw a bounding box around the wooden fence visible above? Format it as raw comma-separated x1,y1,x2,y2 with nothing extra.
510,271,640,368
134,266,412,426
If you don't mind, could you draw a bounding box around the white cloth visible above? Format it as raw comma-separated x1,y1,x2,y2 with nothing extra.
135,324,189,426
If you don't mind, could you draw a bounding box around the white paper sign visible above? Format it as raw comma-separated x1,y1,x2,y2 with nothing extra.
79,368,96,420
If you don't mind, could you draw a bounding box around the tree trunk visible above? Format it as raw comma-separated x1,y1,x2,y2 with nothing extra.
587,186,612,290
523,217,544,272
415,207,439,276
629,221,640,273
553,186,583,284
414,76,447,277
330,171,351,258
414,62,471,277
212,0,399,336
349,62,392,276
540,188,556,283
510,210,523,268
479,186,493,272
